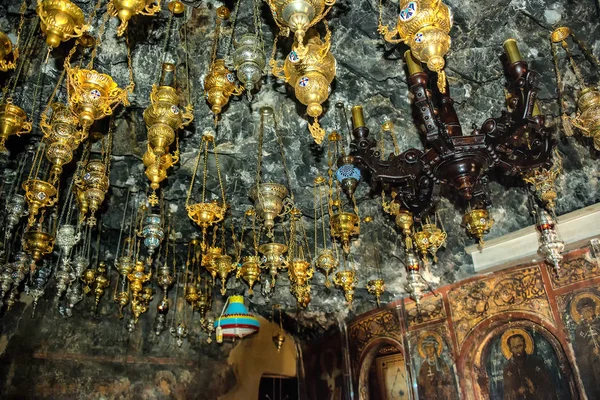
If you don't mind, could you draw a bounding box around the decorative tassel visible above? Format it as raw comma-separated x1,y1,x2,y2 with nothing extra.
308,118,325,145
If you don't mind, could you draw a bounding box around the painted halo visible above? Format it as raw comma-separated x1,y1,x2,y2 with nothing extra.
500,328,534,359
417,331,443,359
569,292,600,324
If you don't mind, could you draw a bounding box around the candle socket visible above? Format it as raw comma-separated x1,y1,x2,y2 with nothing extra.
503,39,523,64
352,106,365,129
404,50,424,75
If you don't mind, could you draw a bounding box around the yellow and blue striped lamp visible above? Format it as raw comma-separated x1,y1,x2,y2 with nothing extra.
214,295,260,343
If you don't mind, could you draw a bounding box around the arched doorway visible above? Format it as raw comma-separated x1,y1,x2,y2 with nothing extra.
357,338,411,400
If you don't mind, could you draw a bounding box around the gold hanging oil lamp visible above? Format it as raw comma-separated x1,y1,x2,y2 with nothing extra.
108,0,162,37
463,207,494,247
0,31,17,71
186,133,227,251
367,278,385,306
272,305,286,351
0,98,32,154
22,178,58,227
213,223,238,296
313,175,338,287
523,149,562,213
265,0,336,55
287,208,313,307
92,261,110,313
250,107,294,238
204,7,243,125
36,0,89,49
413,213,446,263
127,259,152,323
143,63,192,205
404,247,429,304
155,232,175,335
333,254,357,305
184,239,201,310
378,0,453,93
23,223,55,275
41,103,86,183
236,210,262,295
271,27,336,144
550,27,600,149
167,0,185,14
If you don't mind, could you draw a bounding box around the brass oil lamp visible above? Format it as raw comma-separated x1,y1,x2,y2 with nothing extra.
214,253,236,296
550,27,600,150
167,0,185,14
127,260,152,323
314,174,338,287
143,63,193,157
23,228,55,274
333,268,357,304
330,212,360,254
378,0,453,93
204,7,243,124
205,59,244,124
233,33,266,100
259,242,289,291
108,0,162,37
202,246,222,280
367,278,385,306
22,179,58,227
272,32,336,144
289,259,313,307
250,183,290,236
66,67,130,131
186,133,228,251
523,150,562,214
462,208,494,246
0,31,17,71
81,160,110,226
92,262,110,313
413,216,447,263
41,103,85,183
266,0,336,53
142,147,179,206
272,305,286,351
314,249,336,288
37,0,88,49
0,99,32,153
238,256,261,295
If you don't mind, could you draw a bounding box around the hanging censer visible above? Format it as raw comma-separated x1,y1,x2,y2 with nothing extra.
204,7,243,126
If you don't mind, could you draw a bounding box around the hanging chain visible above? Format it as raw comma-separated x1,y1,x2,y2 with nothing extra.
551,41,568,118
210,12,224,66
253,0,265,52
156,12,175,83
183,8,192,105
225,0,243,60
5,16,39,101
201,137,210,202
185,135,205,206
124,32,135,92
561,39,587,88
89,10,110,68
212,138,228,206
255,110,265,185
15,0,27,52
272,111,294,202
570,31,600,70
114,188,131,262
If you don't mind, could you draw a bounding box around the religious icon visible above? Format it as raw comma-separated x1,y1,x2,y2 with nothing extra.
500,328,556,400
375,352,410,400
415,331,458,400
569,292,600,399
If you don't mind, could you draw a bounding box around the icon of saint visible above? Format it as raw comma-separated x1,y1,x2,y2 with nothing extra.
416,332,457,399
570,294,600,399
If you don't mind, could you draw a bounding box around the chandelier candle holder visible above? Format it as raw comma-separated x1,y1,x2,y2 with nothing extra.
266,0,336,55
346,38,553,250
37,0,89,49
108,0,162,37
0,99,32,154
41,103,86,183
550,27,600,149
0,31,17,71
378,0,453,93
186,133,228,251
272,31,336,144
